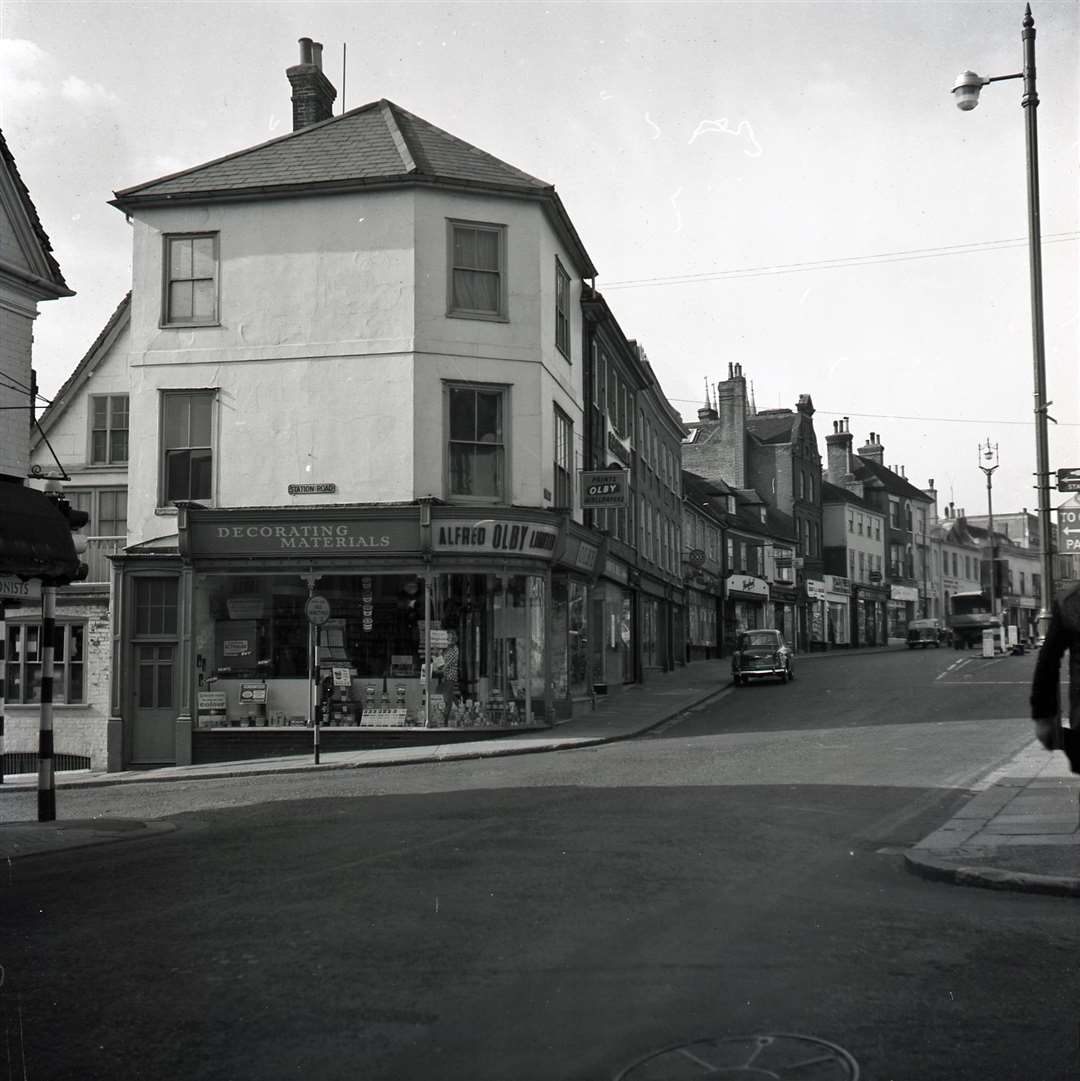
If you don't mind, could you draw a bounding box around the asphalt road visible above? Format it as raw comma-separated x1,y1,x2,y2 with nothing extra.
2,647,1076,1081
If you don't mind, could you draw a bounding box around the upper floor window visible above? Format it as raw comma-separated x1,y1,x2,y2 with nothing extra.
448,221,506,320
447,384,505,501
65,488,127,538
553,405,573,508
163,233,218,326
848,511,854,533
161,390,214,505
90,395,129,465
554,258,570,359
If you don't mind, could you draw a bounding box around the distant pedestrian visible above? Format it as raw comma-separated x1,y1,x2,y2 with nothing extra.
441,630,460,704
1030,582,1080,773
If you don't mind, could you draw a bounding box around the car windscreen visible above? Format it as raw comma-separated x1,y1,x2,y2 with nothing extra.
738,633,778,649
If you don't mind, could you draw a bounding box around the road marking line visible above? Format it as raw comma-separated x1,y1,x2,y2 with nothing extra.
936,658,969,681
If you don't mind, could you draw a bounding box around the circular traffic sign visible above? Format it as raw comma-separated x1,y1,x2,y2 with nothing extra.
305,594,331,625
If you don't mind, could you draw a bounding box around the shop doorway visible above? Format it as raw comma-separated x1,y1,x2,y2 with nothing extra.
131,643,176,763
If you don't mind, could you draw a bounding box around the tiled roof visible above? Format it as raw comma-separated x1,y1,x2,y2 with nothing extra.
0,127,71,294
852,454,933,502
746,410,796,444
821,479,878,512
113,99,551,204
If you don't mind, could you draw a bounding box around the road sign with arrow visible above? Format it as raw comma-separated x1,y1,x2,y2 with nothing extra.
1058,467,1080,493
1059,508,1080,554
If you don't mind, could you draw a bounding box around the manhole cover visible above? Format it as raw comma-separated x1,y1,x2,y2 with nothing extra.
614,1033,859,1081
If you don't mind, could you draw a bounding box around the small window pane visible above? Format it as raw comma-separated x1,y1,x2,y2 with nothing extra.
25,626,39,661
449,389,475,441
139,664,156,708
93,397,108,427
52,624,65,662
169,281,193,320
110,396,128,427
189,394,213,447
169,238,193,279
192,237,215,277
158,664,173,708
67,664,83,704
475,229,499,271
190,449,213,500
164,396,190,450
192,279,215,320
453,227,477,268
475,392,501,443
92,430,108,464
109,429,129,464
69,624,84,663
165,450,191,502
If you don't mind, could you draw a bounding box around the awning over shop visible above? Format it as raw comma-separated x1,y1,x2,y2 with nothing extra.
0,482,78,583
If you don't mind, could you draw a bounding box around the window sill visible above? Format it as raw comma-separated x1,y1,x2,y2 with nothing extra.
83,463,129,473
446,310,510,324
4,703,91,711
159,320,221,330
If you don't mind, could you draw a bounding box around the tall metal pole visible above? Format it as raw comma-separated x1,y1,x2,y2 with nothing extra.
38,585,56,822
1021,4,1055,635
978,440,999,624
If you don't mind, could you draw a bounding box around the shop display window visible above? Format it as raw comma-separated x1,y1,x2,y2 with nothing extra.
193,570,549,731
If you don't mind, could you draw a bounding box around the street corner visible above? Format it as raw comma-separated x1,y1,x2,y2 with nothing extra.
904,843,1080,898
0,818,177,862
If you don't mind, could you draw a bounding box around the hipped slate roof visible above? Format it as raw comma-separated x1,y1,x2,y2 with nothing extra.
746,410,797,445
852,454,933,503
112,99,596,276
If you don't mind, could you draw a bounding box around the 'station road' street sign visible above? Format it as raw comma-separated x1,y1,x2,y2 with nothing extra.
1059,508,1080,554
1058,467,1080,493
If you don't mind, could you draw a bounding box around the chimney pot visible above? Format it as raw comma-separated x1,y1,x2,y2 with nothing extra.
728,362,733,378
312,41,323,69
299,36,314,64
288,35,338,130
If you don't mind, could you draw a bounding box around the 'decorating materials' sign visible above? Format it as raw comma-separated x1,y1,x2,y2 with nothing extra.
433,519,560,559
1059,507,1080,553
183,512,421,558
581,469,628,508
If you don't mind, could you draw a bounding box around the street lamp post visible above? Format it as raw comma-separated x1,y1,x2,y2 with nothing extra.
978,440,1000,621
952,3,1055,636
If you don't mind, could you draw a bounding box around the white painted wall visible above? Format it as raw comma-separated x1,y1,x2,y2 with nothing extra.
0,302,34,478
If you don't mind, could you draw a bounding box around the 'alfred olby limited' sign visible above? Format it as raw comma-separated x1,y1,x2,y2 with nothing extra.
434,519,560,559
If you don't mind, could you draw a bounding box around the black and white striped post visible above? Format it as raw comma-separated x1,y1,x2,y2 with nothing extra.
1,600,6,786
38,584,56,822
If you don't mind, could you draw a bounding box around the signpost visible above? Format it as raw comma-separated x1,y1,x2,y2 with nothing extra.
1058,507,1080,555
1057,468,1080,494
305,595,330,763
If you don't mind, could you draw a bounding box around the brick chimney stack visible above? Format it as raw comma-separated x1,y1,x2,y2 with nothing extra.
287,36,337,130
825,416,854,483
859,431,884,466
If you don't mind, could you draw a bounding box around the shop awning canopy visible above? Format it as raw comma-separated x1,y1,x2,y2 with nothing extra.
0,483,78,584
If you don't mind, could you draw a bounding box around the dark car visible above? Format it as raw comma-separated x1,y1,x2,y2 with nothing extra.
732,629,793,685
906,619,945,649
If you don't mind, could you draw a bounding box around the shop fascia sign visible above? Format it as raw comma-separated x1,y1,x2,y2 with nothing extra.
726,574,769,598
806,579,827,600
182,511,420,558
891,584,918,602
0,575,41,602
824,575,851,596
580,468,628,508
433,518,560,559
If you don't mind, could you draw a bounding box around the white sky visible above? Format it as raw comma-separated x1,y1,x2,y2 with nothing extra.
2,0,1077,517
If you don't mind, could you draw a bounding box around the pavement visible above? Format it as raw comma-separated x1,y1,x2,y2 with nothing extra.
2,643,1077,896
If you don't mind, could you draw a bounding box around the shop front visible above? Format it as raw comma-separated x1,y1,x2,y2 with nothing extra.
589,556,635,695
115,504,570,767
686,570,722,661
805,578,827,650
889,584,918,639
823,574,851,648
771,583,797,648
551,524,605,716
724,573,770,652
852,583,888,647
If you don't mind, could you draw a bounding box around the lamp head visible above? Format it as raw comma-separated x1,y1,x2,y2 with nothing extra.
952,70,986,111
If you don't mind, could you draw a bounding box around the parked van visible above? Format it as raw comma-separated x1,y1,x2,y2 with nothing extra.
906,618,946,649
